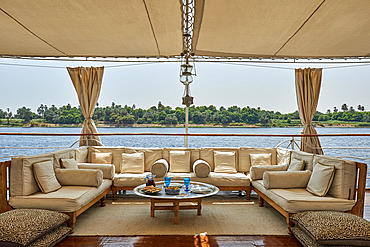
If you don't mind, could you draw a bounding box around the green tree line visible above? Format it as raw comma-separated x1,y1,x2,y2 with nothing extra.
0,102,369,127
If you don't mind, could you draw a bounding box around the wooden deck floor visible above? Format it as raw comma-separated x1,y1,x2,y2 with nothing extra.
57,191,370,247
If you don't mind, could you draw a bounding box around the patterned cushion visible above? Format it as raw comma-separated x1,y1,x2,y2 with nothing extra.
30,224,71,247
290,211,370,246
0,209,71,246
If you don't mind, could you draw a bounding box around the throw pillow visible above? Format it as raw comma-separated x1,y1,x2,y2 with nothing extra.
306,162,335,197
91,152,113,164
193,159,211,178
121,152,145,173
60,158,78,169
263,170,312,189
214,151,237,173
169,151,191,173
250,164,288,180
151,159,169,178
250,153,272,167
287,158,305,171
33,159,61,193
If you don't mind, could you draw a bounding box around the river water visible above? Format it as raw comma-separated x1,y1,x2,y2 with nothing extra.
1,127,369,186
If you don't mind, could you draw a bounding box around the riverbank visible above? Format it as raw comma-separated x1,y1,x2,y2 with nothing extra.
0,122,369,128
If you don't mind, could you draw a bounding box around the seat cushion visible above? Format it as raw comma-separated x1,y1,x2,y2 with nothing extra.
9,180,112,212
192,172,250,187
113,172,152,187
290,211,370,246
252,180,355,213
0,209,71,246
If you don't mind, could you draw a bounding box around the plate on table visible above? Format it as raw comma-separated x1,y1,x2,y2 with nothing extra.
141,186,162,195
191,186,213,194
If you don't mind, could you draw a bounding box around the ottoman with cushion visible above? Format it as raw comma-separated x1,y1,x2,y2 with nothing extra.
290,211,370,247
0,209,72,246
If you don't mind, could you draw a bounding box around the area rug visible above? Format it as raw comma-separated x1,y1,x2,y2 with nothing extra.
71,193,289,236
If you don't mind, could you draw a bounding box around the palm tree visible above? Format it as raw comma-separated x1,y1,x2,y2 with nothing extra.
333,107,338,113
341,104,348,112
5,108,12,125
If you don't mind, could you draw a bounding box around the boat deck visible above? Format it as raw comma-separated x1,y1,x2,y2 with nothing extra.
57,190,370,247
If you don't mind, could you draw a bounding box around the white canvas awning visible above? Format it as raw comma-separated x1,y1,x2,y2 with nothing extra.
1,0,369,59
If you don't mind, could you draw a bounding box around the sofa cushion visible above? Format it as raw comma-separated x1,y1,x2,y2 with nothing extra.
307,162,335,197
61,158,78,169
291,150,314,171
199,147,239,172
239,147,277,173
191,172,251,187
290,211,370,246
11,153,54,196
75,146,88,163
91,152,113,164
252,180,355,213
121,152,145,174
287,157,304,171
77,163,115,179
250,164,288,180
53,149,76,169
9,180,112,212
0,209,71,247
125,148,163,172
55,168,103,187
276,147,291,165
163,148,199,171
169,150,191,173
89,146,125,172
151,159,169,178
250,153,272,167
33,159,61,193
214,151,237,173
313,155,357,200
263,170,311,189
193,159,211,178
113,172,152,187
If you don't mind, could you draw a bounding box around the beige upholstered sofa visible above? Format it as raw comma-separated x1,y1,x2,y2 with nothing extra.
250,149,367,228
6,147,114,230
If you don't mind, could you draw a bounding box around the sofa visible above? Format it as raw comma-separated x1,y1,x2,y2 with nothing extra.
5,147,114,230
250,149,367,229
0,145,366,231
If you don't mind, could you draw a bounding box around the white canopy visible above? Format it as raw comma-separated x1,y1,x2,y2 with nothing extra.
0,0,369,59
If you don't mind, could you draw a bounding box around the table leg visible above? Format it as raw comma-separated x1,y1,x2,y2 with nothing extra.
174,200,179,224
197,198,202,216
151,198,155,217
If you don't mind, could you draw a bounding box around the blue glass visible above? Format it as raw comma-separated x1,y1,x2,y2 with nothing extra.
164,176,171,188
183,177,190,192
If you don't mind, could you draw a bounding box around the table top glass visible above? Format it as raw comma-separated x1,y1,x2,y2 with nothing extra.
133,180,219,199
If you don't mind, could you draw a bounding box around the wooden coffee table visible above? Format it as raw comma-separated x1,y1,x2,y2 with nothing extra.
133,181,219,224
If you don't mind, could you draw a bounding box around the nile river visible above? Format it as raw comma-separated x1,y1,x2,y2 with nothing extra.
1,127,369,186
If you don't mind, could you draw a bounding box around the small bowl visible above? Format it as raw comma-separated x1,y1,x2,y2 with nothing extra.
165,186,181,195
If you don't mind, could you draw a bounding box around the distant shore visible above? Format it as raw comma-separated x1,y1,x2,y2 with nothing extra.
0,122,367,128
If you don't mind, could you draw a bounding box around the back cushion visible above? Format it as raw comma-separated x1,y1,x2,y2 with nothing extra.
291,150,315,171
163,148,199,172
125,148,163,172
313,155,356,200
239,147,277,173
199,148,239,171
88,146,125,172
75,146,88,163
52,149,76,169
10,152,53,196
276,147,291,165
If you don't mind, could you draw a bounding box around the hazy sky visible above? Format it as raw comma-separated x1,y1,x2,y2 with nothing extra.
1,58,369,114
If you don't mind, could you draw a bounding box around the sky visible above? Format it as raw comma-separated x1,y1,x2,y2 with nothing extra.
0,58,369,114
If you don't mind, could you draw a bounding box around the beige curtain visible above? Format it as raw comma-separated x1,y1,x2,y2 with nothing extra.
295,68,323,155
67,66,104,146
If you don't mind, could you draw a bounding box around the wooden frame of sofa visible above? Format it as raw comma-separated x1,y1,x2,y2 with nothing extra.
253,161,367,230
112,185,252,201
0,160,111,230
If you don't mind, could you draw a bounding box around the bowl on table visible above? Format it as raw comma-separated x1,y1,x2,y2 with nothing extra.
165,184,182,195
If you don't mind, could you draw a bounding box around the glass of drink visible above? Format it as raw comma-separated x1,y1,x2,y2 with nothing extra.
164,176,171,188
183,177,190,192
